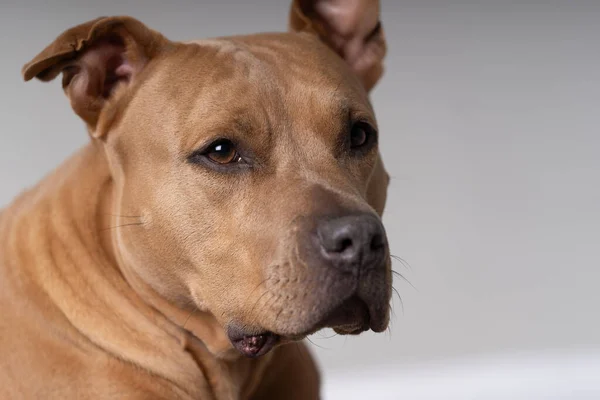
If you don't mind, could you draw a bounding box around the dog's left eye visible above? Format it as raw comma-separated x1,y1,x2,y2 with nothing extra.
349,122,376,151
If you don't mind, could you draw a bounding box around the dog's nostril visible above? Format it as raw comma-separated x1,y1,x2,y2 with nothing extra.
370,233,384,251
339,238,354,253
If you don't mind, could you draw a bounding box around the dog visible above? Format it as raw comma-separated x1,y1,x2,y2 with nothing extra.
0,1,391,398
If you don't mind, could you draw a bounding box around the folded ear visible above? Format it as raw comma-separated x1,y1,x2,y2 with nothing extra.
22,16,170,136
289,0,386,92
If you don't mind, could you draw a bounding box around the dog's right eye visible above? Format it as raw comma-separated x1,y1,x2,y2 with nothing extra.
188,139,243,166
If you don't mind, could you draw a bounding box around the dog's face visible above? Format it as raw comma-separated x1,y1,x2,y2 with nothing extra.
23,3,390,358
110,34,391,350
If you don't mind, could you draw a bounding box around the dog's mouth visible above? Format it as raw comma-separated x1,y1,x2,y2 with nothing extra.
227,296,374,358
227,329,280,358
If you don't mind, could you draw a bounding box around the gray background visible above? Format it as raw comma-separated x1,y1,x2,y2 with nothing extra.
2,0,599,382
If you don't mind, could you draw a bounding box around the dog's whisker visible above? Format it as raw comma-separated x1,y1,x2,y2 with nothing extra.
182,305,198,331
100,222,145,232
391,269,417,291
249,277,270,299
386,324,393,340
306,336,330,351
259,293,280,325
294,342,311,365
314,331,339,340
390,254,412,270
389,297,398,320
391,285,404,314
249,293,280,329
180,298,197,330
182,299,198,329
274,302,286,327
249,290,272,319
104,213,143,219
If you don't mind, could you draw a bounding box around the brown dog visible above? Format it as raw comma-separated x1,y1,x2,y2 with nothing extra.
0,1,391,398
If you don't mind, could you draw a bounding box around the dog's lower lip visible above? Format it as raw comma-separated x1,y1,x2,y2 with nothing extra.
227,329,280,358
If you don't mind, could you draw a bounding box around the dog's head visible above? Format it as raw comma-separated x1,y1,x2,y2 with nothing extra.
23,1,391,358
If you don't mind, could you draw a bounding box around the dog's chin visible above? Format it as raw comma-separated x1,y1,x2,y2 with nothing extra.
227,296,389,358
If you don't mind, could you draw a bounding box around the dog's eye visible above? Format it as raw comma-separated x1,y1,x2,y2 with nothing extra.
205,139,241,164
349,122,376,151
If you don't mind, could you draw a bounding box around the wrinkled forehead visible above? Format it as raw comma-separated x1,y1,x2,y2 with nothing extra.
146,33,375,142
183,32,369,95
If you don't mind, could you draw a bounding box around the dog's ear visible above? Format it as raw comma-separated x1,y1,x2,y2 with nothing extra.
289,0,386,92
22,16,170,136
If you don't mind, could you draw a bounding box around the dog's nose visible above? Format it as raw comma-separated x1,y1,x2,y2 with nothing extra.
316,214,386,271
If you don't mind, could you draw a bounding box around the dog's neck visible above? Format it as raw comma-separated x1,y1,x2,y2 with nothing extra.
3,142,269,399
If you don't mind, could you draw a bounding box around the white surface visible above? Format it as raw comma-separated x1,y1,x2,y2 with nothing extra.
323,350,600,400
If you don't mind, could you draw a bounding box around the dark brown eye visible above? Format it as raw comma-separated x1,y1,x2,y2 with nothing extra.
206,139,240,164
350,123,371,149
